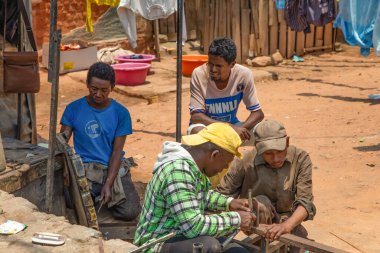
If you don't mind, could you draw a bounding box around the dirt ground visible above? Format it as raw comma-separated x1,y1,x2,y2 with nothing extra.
35,43,380,253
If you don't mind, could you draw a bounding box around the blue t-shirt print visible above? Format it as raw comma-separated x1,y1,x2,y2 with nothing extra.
204,92,243,124
85,120,102,139
60,97,132,165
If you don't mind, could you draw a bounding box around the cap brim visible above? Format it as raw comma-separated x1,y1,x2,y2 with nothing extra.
182,134,209,146
256,137,287,155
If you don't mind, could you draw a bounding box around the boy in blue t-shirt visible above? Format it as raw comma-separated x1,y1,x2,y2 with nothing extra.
60,62,141,221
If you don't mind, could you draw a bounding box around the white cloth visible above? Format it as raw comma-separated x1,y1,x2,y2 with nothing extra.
117,0,187,49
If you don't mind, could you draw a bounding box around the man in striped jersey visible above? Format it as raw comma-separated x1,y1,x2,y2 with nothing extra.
189,37,264,146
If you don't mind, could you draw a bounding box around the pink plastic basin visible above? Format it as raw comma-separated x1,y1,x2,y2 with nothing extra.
114,54,156,64
112,63,151,86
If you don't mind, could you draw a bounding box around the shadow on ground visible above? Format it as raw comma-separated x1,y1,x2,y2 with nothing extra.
297,93,380,105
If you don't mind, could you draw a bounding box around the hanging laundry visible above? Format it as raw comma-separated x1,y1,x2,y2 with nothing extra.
276,0,285,9
285,0,336,32
334,0,380,56
117,0,187,49
86,0,120,33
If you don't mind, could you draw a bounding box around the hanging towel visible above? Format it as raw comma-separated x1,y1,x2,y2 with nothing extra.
334,0,380,56
117,0,187,49
86,0,120,32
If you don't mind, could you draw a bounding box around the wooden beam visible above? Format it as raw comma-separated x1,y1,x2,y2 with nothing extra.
287,27,296,58
269,0,278,54
252,226,351,253
241,9,251,62
258,0,269,55
232,0,242,63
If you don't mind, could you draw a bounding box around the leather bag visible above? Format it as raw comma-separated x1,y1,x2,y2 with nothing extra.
1,0,40,93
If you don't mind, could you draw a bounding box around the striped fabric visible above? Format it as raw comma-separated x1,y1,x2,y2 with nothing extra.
285,0,337,32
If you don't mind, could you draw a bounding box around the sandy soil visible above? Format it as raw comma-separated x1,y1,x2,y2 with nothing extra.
35,44,380,253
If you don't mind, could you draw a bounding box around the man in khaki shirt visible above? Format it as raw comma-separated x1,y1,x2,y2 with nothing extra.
216,120,316,247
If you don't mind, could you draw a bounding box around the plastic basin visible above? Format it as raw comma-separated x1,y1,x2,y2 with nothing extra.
181,55,208,77
112,63,150,86
114,54,156,64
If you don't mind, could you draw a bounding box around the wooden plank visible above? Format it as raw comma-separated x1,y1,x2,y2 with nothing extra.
213,0,219,38
185,0,197,39
220,0,227,37
258,0,269,55
305,24,315,48
324,22,333,47
269,0,278,54
232,0,242,63
249,33,256,57
203,0,210,53
315,26,324,47
209,0,215,43
167,13,175,34
252,226,351,253
296,31,305,56
278,9,287,58
287,27,296,58
159,18,168,35
241,0,249,8
241,9,251,62
196,0,204,42
226,0,231,38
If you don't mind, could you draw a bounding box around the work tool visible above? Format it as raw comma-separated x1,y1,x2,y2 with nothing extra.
97,197,104,214
130,232,176,253
221,229,240,250
248,189,259,227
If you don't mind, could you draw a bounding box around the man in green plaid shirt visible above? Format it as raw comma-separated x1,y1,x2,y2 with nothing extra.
134,123,256,253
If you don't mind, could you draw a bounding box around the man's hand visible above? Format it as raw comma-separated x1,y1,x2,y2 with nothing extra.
229,199,250,212
262,223,291,240
231,125,251,141
237,211,256,232
100,183,112,204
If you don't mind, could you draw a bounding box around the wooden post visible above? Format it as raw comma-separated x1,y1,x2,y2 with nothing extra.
315,26,324,47
232,0,242,63
259,0,269,56
278,10,287,58
213,0,219,38
305,24,315,49
241,9,251,63
324,22,333,47
0,132,6,172
203,0,210,53
226,0,231,38
269,0,278,55
287,27,296,58
296,31,305,56
209,0,215,44
154,20,161,61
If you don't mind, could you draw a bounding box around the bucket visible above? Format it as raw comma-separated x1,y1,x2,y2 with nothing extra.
181,55,208,77
112,63,150,86
114,54,156,64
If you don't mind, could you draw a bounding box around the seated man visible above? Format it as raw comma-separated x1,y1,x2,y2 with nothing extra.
216,120,316,246
60,62,141,221
134,123,256,253
189,37,264,145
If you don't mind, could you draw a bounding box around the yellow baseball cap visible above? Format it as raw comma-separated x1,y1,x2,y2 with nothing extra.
182,122,243,158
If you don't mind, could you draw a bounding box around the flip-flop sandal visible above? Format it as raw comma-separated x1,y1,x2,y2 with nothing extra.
32,232,65,246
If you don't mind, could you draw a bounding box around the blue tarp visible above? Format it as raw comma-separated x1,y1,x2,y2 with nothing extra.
334,0,380,56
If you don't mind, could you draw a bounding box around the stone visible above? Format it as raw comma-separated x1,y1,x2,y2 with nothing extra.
251,56,272,67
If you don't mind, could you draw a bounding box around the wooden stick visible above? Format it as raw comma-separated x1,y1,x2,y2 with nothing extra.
241,9,251,62
203,0,210,53
251,226,351,253
269,0,278,54
0,132,6,172
214,0,219,38
259,0,269,55
329,232,365,253
232,0,242,63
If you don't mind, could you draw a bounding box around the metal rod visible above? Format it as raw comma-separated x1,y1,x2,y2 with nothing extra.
221,230,240,250
48,0,58,82
154,19,161,62
175,0,184,142
45,29,61,213
130,232,176,253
